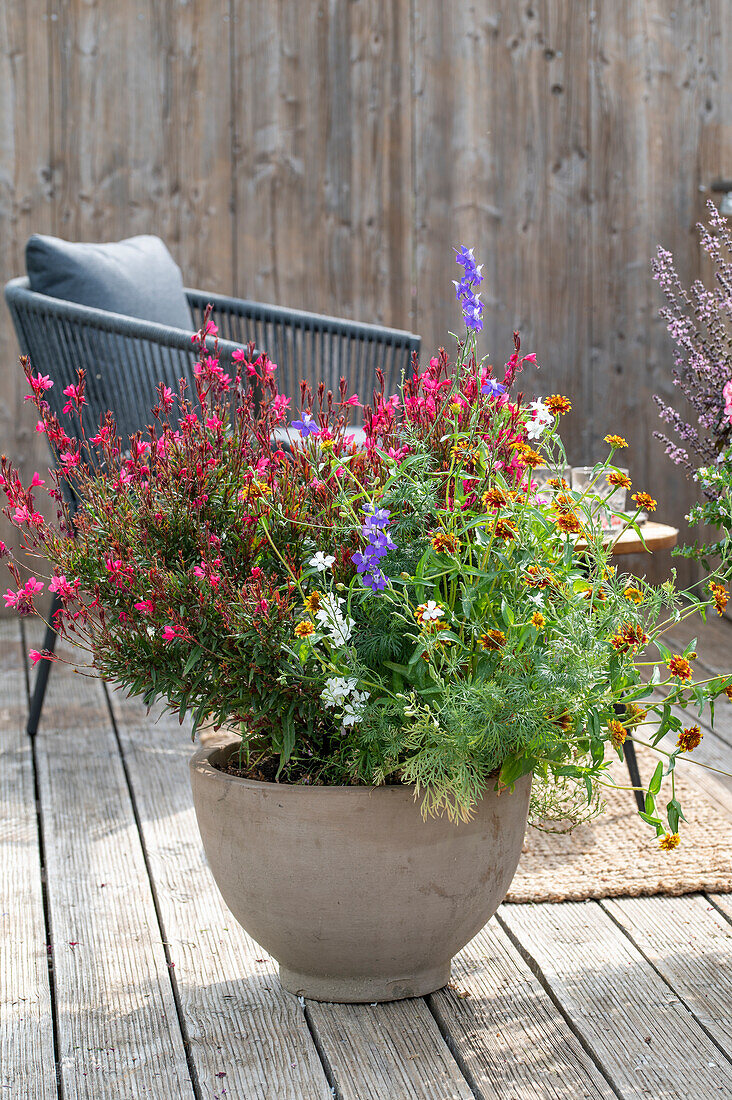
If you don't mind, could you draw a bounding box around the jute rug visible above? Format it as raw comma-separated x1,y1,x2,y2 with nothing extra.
506,748,732,904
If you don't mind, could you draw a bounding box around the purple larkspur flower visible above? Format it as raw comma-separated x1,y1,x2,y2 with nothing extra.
482,378,506,397
354,504,395,592
454,246,484,333
291,412,320,437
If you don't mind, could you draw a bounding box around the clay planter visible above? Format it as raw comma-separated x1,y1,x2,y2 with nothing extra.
190,739,531,1003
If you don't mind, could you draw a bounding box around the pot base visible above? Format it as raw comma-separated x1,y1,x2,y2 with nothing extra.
279,961,452,1003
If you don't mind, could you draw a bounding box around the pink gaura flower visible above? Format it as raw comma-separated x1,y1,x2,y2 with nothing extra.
29,649,58,665
60,451,80,469
4,577,44,615
13,504,44,526
232,348,248,363
30,472,45,487
26,372,54,397
62,383,86,414
134,600,155,615
271,393,291,421
49,574,79,600
162,624,180,642
205,415,223,431
35,421,46,433
158,384,175,411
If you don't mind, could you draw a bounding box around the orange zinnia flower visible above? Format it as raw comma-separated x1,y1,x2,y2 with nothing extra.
709,580,729,616
677,725,702,752
294,620,315,638
604,434,628,449
608,719,627,748
544,394,572,415
478,629,506,650
667,655,693,681
632,491,657,512
659,833,680,851
554,511,582,534
607,470,632,490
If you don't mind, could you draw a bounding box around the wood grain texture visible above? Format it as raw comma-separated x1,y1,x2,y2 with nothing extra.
499,899,732,1098
232,0,413,326
307,998,474,1100
0,622,56,1098
107,688,334,1100
33,645,195,1099
429,919,617,1099
601,893,732,1057
0,0,54,563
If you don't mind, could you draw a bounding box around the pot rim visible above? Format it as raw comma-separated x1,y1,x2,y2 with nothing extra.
190,738,516,798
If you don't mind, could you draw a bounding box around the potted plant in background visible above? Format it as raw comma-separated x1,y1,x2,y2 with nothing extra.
653,199,732,576
3,249,731,1003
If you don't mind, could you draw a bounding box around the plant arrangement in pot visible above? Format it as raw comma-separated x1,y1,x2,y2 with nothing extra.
3,248,731,1003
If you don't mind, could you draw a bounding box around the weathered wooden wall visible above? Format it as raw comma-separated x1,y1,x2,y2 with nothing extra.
1,0,729,590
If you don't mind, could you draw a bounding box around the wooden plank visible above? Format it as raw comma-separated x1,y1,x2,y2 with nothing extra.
0,621,57,1097
601,893,732,1057
232,0,413,329
412,2,592,458
428,919,617,1099
106,688,334,1099
499,900,732,1097
306,999,474,1100
48,0,233,289
33,642,195,1098
588,0,717,588
0,0,54,569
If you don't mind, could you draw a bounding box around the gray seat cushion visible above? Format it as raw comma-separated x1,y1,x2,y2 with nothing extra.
26,234,194,331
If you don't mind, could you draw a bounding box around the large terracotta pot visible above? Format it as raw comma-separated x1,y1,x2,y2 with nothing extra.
190,739,531,1003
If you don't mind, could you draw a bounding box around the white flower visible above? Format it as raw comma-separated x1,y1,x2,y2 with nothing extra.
309,551,335,572
322,676,358,707
341,691,370,728
316,593,355,645
525,399,554,441
420,600,444,622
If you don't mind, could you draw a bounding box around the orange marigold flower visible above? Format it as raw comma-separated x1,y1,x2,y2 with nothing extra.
240,480,272,501
632,491,657,513
659,832,681,851
544,394,572,415
493,518,517,539
607,470,632,490
554,511,582,534
604,434,628,449
521,448,543,469
431,531,461,554
531,611,546,629
677,725,702,752
303,591,322,613
623,586,644,604
608,719,627,748
478,629,506,651
294,620,315,638
609,623,649,653
709,580,729,616
482,488,508,509
667,655,693,681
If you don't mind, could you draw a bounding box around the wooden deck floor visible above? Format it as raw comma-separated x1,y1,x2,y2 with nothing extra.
2,614,732,1100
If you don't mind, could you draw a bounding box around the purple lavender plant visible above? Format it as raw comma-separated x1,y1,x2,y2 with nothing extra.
454,246,484,333
653,200,732,478
351,505,396,592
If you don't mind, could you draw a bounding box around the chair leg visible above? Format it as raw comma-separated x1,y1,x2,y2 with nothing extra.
27,595,61,737
624,737,646,814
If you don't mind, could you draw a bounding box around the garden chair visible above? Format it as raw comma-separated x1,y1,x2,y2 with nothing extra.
5,236,421,736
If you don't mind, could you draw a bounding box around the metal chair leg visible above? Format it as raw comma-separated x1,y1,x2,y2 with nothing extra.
27,594,61,737
624,737,646,814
